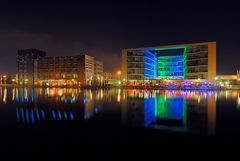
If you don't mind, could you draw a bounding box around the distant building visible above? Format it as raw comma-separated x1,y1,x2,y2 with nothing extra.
237,70,240,79
103,72,122,86
17,49,103,86
0,74,8,84
122,42,216,84
94,60,103,85
37,54,101,86
216,70,240,88
103,72,112,85
38,56,81,86
79,55,95,85
17,49,46,85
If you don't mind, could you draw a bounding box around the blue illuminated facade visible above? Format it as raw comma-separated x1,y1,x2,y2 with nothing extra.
144,50,157,79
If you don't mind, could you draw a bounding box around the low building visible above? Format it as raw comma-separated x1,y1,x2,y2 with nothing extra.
103,72,122,86
103,72,113,85
215,71,240,88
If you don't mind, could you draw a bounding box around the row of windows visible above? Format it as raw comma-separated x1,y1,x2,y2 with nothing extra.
127,69,144,74
187,74,207,79
158,61,183,67
158,72,183,77
187,66,208,73
128,75,144,80
187,59,208,66
127,57,144,62
158,66,183,71
187,52,208,60
39,73,79,78
158,57,183,62
127,51,144,56
128,64,144,68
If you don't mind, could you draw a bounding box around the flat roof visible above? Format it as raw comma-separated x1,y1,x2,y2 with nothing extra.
122,41,216,51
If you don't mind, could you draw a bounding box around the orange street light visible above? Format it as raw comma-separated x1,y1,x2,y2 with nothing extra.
117,71,121,75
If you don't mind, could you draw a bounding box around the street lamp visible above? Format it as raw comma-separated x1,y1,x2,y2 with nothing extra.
117,71,121,75
116,70,122,86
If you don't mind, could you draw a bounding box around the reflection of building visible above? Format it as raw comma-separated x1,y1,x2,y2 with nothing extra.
121,90,216,135
13,88,104,124
122,42,216,84
17,49,46,85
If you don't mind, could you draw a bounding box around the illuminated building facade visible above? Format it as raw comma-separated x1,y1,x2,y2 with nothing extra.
122,42,216,83
38,56,81,86
215,70,240,88
38,54,101,86
93,60,104,85
17,49,46,85
79,55,95,85
17,49,103,86
103,72,123,86
103,72,113,85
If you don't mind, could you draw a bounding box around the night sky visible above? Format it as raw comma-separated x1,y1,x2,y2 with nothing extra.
0,0,239,74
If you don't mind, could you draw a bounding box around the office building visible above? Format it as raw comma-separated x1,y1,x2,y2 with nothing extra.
93,60,104,85
17,49,46,85
103,72,113,85
38,56,81,86
122,42,216,83
38,54,99,86
79,55,95,85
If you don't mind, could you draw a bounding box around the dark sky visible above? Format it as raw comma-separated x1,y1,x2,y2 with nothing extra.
0,0,239,74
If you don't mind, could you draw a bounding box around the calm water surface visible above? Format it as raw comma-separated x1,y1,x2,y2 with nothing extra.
0,87,240,156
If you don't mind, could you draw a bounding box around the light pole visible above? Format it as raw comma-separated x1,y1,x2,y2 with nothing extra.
116,70,121,86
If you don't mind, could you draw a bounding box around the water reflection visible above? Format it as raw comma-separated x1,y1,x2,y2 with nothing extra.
121,90,217,135
0,87,239,136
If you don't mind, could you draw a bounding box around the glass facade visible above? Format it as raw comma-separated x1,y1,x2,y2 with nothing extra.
144,50,157,79
157,55,184,79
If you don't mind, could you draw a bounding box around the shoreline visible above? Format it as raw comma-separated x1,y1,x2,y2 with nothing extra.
0,84,239,90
